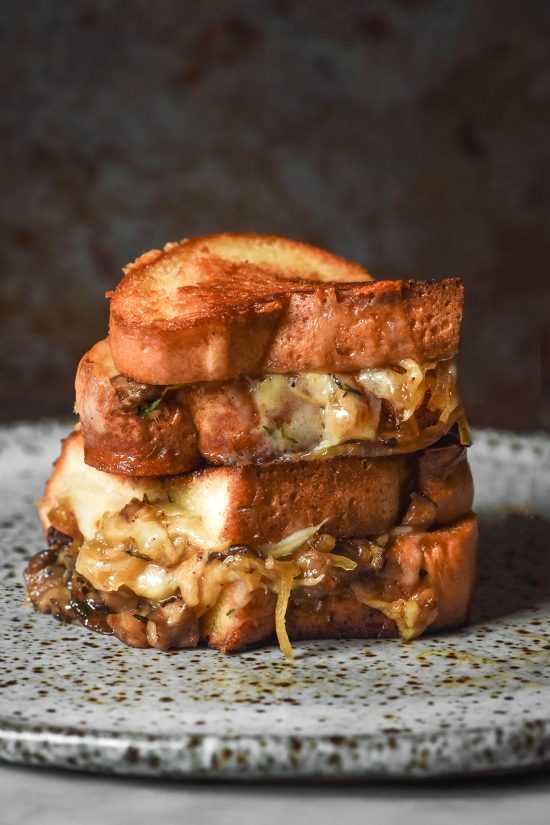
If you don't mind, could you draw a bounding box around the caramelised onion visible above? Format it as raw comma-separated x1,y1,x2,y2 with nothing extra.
24,547,70,615
110,374,159,412
145,601,200,650
107,611,149,647
357,359,427,423
401,493,438,531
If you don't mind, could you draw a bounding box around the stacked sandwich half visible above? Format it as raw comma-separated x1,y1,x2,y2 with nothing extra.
25,234,477,657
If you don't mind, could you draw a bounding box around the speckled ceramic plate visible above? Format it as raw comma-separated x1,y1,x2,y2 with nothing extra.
0,421,549,779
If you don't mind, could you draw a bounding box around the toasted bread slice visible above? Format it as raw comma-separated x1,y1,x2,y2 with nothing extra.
75,339,201,476
108,233,463,385
203,514,477,652
76,338,464,476
40,431,473,548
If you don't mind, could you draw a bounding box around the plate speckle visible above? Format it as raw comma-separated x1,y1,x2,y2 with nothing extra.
0,421,549,778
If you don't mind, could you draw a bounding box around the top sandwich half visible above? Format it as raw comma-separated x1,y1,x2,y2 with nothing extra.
76,233,467,476
108,233,463,384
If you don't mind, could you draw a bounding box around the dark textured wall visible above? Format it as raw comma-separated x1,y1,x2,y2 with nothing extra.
1,0,548,429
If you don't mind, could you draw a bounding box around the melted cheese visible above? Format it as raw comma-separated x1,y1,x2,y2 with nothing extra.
356,359,427,423
73,502,354,659
59,465,433,654
250,359,457,453
352,580,438,641
43,434,234,548
42,434,165,540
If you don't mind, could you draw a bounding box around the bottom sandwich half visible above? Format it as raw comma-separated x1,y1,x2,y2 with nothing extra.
26,431,477,658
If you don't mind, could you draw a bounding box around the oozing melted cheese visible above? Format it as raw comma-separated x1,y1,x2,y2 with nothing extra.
43,433,237,548
249,359,458,453
74,508,355,658
73,501,440,656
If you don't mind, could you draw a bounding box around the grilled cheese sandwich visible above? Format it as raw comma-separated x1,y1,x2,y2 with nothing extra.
26,233,477,658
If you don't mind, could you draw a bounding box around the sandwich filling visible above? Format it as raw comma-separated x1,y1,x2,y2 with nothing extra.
28,483,463,659
109,355,464,461
78,340,469,475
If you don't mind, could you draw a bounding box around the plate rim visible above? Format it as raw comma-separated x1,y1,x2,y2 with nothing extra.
1,713,549,779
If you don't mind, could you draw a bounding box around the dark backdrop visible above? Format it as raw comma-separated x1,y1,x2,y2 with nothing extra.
1,0,549,429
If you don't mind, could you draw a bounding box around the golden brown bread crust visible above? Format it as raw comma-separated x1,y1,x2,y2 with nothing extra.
39,430,473,549
204,514,478,652
187,378,262,465
166,445,472,545
183,440,473,544
261,279,463,375
202,588,394,652
201,587,279,653
196,455,406,545
388,515,478,631
111,233,372,324
75,340,201,475
108,234,463,384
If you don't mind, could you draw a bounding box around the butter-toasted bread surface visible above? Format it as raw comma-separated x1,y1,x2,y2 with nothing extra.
109,233,463,385
75,339,201,476
40,431,473,548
